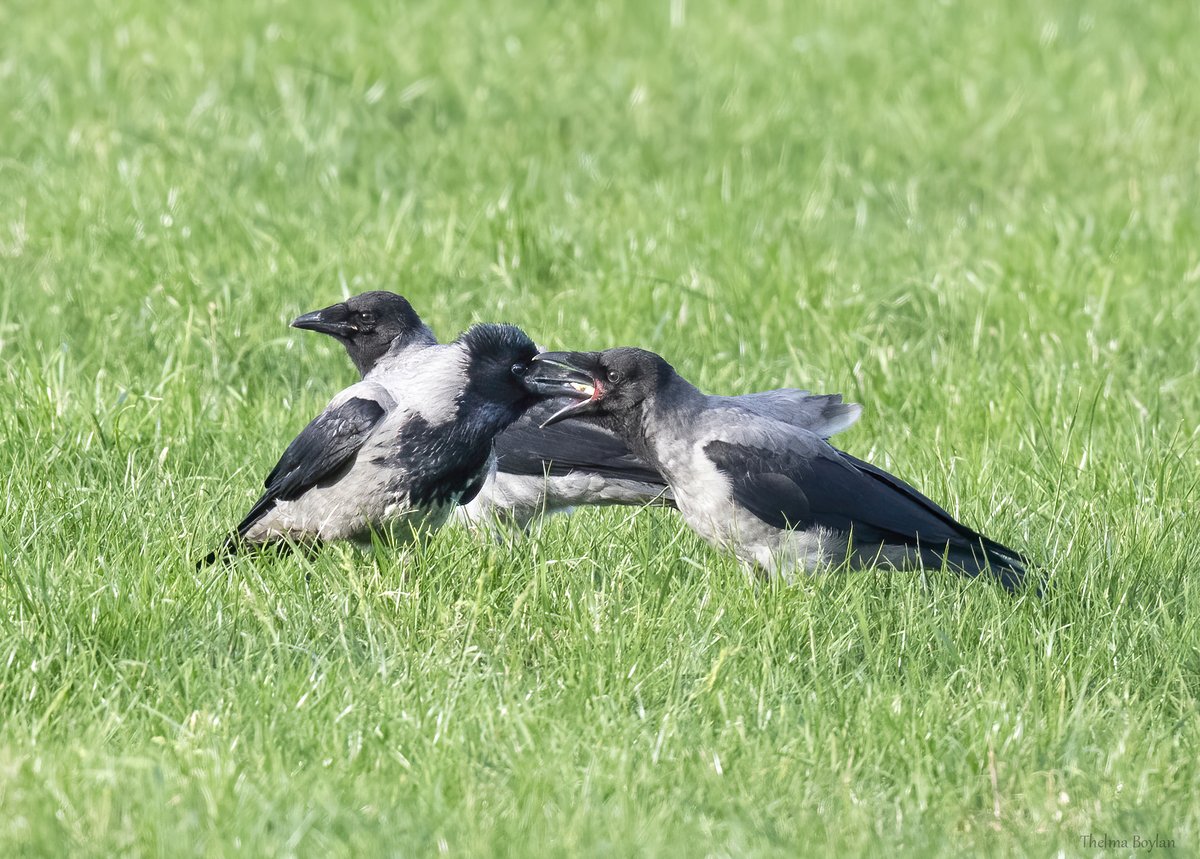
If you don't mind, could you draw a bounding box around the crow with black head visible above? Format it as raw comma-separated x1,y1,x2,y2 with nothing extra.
199,320,551,565
525,347,687,445
291,291,435,376
524,346,1031,590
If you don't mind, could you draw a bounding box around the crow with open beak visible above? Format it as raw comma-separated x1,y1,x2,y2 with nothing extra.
524,348,1030,590
198,322,546,565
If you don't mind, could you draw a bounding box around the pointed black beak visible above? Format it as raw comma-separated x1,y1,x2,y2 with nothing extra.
523,352,603,427
291,303,356,338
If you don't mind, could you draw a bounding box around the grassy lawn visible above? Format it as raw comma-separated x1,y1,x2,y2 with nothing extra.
3,0,1199,854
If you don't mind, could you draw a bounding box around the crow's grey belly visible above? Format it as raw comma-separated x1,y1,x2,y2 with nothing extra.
454,471,673,531
243,484,455,545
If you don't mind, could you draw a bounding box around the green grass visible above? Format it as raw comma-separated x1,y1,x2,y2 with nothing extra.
2,0,1199,854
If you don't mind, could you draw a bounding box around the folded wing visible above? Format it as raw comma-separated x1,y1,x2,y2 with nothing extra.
198,395,387,566
495,400,668,488
703,434,1026,590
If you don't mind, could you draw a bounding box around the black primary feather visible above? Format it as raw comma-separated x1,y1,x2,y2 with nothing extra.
836,452,1028,568
703,439,1026,589
198,396,386,567
495,401,669,488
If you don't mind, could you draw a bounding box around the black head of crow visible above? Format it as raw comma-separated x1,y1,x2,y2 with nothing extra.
291,291,435,376
525,347,680,436
454,323,543,426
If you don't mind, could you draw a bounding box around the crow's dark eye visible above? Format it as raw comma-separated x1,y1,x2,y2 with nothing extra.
511,362,528,376
358,311,376,325
606,369,622,384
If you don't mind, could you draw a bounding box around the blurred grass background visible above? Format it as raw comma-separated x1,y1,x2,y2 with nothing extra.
1,0,1198,855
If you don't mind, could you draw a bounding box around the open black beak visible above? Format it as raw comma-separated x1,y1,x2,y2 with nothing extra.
291,303,356,338
523,352,603,427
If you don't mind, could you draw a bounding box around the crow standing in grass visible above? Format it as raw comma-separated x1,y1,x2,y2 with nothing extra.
525,348,1029,590
287,291,674,529
290,291,863,530
198,321,546,565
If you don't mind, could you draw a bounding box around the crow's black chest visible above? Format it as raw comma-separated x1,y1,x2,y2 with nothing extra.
374,415,492,508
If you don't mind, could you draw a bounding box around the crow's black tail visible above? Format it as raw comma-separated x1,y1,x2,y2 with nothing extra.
939,537,1031,593
196,534,240,569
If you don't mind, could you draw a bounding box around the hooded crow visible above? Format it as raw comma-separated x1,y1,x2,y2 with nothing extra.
525,348,1029,590
291,291,863,530
198,321,546,565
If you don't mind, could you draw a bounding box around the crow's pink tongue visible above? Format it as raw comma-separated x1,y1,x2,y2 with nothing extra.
539,381,601,428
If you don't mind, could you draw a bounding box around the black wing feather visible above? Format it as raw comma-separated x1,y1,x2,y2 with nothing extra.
704,439,1026,588
495,403,667,488
236,396,386,537
705,441,927,543
457,468,489,507
837,452,1028,565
